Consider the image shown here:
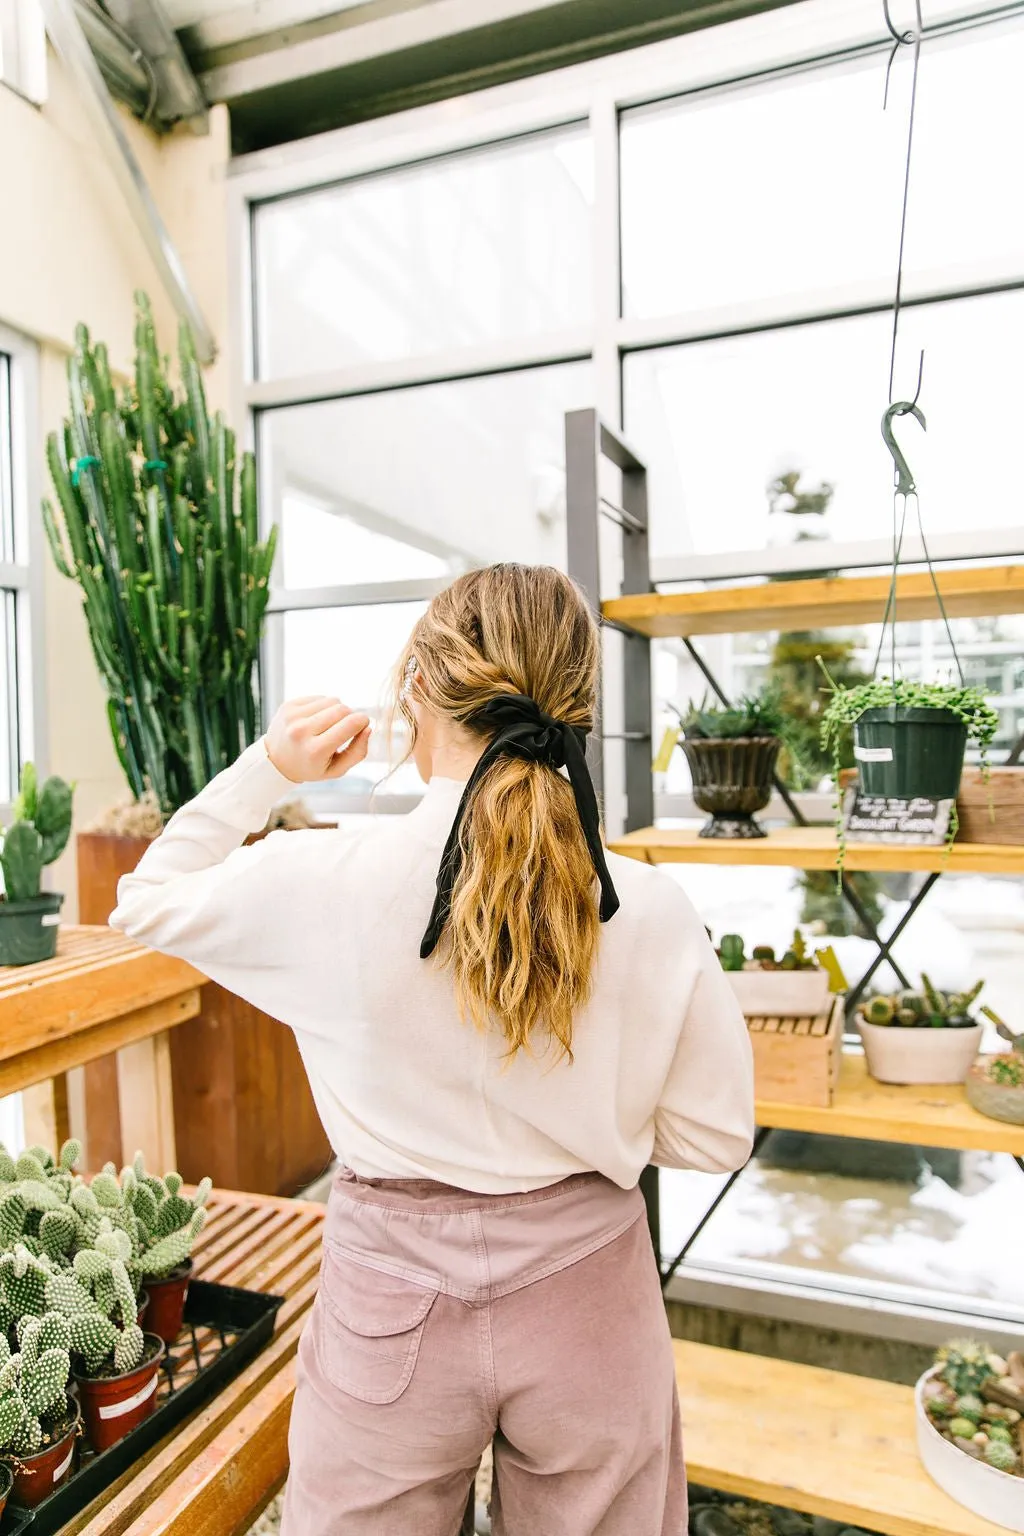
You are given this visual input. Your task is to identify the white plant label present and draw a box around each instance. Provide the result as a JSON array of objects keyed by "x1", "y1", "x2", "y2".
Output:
[
  {"x1": 41, "y1": 913, "x2": 62, "y2": 926},
  {"x1": 98, "y1": 1370, "x2": 158, "y2": 1420},
  {"x1": 853, "y1": 745, "x2": 894, "y2": 762},
  {"x1": 53, "y1": 1443, "x2": 75, "y2": 1481}
]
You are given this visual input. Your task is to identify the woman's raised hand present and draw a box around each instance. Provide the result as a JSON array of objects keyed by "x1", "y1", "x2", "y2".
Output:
[{"x1": 265, "y1": 697, "x2": 372, "y2": 783}]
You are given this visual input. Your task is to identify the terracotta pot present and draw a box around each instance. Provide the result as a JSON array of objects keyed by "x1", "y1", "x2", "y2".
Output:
[
  {"x1": 140, "y1": 1260, "x2": 192, "y2": 1343},
  {"x1": 965, "y1": 1061, "x2": 1024, "y2": 1125},
  {"x1": 858, "y1": 1018, "x2": 982, "y2": 1085},
  {"x1": 682, "y1": 737, "x2": 780, "y2": 839},
  {"x1": 916, "y1": 1366, "x2": 1024, "y2": 1532},
  {"x1": 11, "y1": 1396, "x2": 80, "y2": 1507},
  {"x1": 0, "y1": 1461, "x2": 12, "y2": 1521},
  {"x1": 74, "y1": 1335, "x2": 165, "y2": 1454}
]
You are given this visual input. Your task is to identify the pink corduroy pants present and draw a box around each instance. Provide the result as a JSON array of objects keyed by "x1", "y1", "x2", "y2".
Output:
[{"x1": 281, "y1": 1166, "x2": 686, "y2": 1536}]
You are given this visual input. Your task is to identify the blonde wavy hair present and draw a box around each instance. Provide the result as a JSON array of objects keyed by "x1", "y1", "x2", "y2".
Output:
[{"x1": 395, "y1": 564, "x2": 603, "y2": 1060}]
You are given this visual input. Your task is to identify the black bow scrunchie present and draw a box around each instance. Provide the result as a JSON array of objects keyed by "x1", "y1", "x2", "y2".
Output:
[{"x1": 420, "y1": 694, "x2": 620, "y2": 959}]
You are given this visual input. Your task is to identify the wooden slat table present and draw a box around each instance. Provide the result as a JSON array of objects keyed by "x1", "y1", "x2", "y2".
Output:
[
  {"x1": 676, "y1": 1339, "x2": 1012, "y2": 1536},
  {"x1": 609, "y1": 823, "x2": 1024, "y2": 875},
  {"x1": 63, "y1": 1187, "x2": 325, "y2": 1536}
]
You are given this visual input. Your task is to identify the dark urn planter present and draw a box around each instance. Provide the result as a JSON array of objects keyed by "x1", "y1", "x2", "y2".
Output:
[
  {"x1": 854, "y1": 706, "x2": 967, "y2": 799},
  {"x1": 0, "y1": 892, "x2": 64, "y2": 966},
  {"x1": 140, "y1": 1260, "x2": 193, "y2": 1344},
  {"x1": 682, "y1": 736, "x2": 781, "y2": 839},
  {"x1": 11, "y1": 1397, "x2": 80, "y2": 1507}
]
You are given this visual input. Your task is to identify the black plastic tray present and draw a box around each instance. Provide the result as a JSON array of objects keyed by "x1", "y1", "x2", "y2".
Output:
[{"x1": 2, "y1": 1279, "x2": 284, "y2": 1535}]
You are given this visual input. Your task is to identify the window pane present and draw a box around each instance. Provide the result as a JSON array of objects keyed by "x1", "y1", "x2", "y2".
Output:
[
  {"x1": 260, "y1": 363, "x2": 592, "y2": 574},
  {"x1": 0, "y1": 356, "x2": 15, "y2": 564},
  {"x1": 623, "y1": 290, "x2": 1024, "y2": 558},
  {"x1": 621, "y1": 20, "x2": 1024, "y2": 320},
  {"x1": 254, "y1": 128, "x2": 594, "y2": 378},
  {"x1": 0, "y1": 591, "x2": 18, "y2": 805}
]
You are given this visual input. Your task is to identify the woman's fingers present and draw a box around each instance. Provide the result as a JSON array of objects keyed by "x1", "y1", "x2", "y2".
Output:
[
  {"x1": 266, "y1": 696, "x2": 370, "y2": 782},
  {"x1": 323, "y1": 723, "x2": 373, "y2": 779}
]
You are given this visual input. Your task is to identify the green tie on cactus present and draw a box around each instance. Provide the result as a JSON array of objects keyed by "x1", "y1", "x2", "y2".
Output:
[
  {"x1": 0, "y1": 765, "x2": 73, "y2": 903},
  {"x1": 0, "y1": 1313, "x2": 73, "y2": 1456},
  {"x1": 43, "y1": 292, "x2": 278, "y2": 817}
]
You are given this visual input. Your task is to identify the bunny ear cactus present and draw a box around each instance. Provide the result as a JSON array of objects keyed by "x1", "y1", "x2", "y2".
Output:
[
  {"x1": 42, "y1": 291, "x2": 279, "y2": 818},
  {"x1": 0, "y1": 766, "x2": 74, "y2": 902},
  {"x1": 0, "y1": 1313, "x2": 72, "y2": 1456},
  {"x1": 129, "y1": 1156, "x2": 210, "y2": 1280}
]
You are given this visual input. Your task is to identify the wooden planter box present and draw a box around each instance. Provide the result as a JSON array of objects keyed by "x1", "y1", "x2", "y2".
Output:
[
  {"x1": 748, "y1": 996, "x2": 844, "y2": 1108},
  {"x1": 955, "y1": 766, "x2": 1024, "y2": 844}
]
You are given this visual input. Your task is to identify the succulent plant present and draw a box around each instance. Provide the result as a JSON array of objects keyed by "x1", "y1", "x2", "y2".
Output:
[
  {"x1": 43, "y1": 292, "x2": 278, "y2": 817},
  {"x1": 0, "y1": 765, "x2": 73, "y2": 903},
  {"x1": 947, "y1": 1416, "x2": 980, "y2": 1440},
  {"x1": 979, "y1": 1054, "x2": 1024, "y2": 1088},
  {"x1": 859, "y1": 979, "x2": 984, "y2": 1031},
  {"x1": 987, "y1": 1423, "x2": 1014, "y2": 1444},
  {"x1": 863, "y1": 996, "x2": 895, "y2": 1026},
  {"x1": 0, "y1": 1313, "x2": 72, "y2": 1455},
  {"x1": 719, "y1": 935, "x2": 746, "y2": 973},
  {"x1": 954, "y1": 1393, "x2": 985, "y2": 1423},
  {"x1": 45, "y1": 1238, "x2": 144, "y2": 1376},
  {"x1": 984, "y1": 1439, "x2": 1020, "y2": 1473},
  {"x1": 939, "y1": 1339, "x2": 1001, "y2": 1397},
  {"x1": 125, "y1": 1154, "x2": 211, "y2": 1281}
]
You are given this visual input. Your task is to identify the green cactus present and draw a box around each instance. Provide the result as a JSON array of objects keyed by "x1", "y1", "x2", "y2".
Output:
[
  {"x1": 863, "y1": 996, "x2": 895, "y2": 1026},
  {"x1": 0, "y1": 1313, "x2": 71, "y2": 1455},
  {"x1": 0, "y1": 764, "x2": 74, "y2": 903},
  {"x1": 987, "y1": 1423, "x2": 1014, "y2": 1445},
  {"x1": 895, "y1": 1007, "x2": 919, "y2": 1026},
  {"x1": 128, "y1": 1155, "x2": 210, "y2": 1280},
  {"x1": 45, "y1": 1244, "x2": 144, "y2": 1377},
  {"x1": 947, "y1": 1416, "x2": 980, "y2": 1440},
  {"x1": 984, "y1": 1439, "x2": 1019, "y2": 1473},
  {"x1": 939, "y1": 1339, "x2": 1000, "y2": 1397},
  {"x1": 751, "y1": 945, "x2": 775, "y2": 963},
  {"x1": 43, "y1": 292, "x2": 279, "y2": 818},
  {"x1": 719, "y1": 934, "x2": 746, "y2": 972},
  {"x1": 954, "y1": 1394, "x2": 984, "y2": 1423}
]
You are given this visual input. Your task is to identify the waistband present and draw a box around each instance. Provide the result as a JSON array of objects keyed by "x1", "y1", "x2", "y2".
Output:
[{"x1": 323, "y1": 1166, "x2": 643, "y2": 1303}]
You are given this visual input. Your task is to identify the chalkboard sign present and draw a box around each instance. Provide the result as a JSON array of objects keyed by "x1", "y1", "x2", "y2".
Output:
[{"x1": 842, "y1": 787, "x2": 954, "y2": 845}]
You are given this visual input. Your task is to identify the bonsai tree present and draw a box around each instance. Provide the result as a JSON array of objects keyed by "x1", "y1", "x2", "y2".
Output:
[{"x1": 43, "y1": 293, "x2": 278, "y2": 819}]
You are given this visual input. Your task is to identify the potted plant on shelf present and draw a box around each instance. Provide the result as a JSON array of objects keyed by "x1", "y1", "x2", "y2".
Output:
[
  {"x1": 966, "y1": 1018, "x2": 1024, "y2": 1126},
  {"x1": 820, "y1": 675, "x2": 998, "y2": 824},
  {"x1": 675, "y1": 685, "x2": 798, "y2": 839},
  {"x1": 856, "y1": 976, "x2": 984, "y2": 1085},
  {"x1": 0, "y1": 1313, "x2": 80, "y2": 1508},
  {"x1": 717, "y1": 929, "x2": 832, "y2": 1017},
  {"x1": 917, "y1": 1339, "x2": 1023, "y2": 1531},
  {"x1": 0, "y1": 765, "x2": 74, "y2": 966},
  {"x1": 127, "y1": 1157, "x2": 211, "y2": 1344}
]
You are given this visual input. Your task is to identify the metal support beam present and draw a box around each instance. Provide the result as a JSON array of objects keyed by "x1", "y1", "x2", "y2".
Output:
[
  {"x1": 41, "y1": 0, "x2": 216, "y2": 363},
  {"x1": 103, "y1": 0, "x2": 209, "y2": 130}
]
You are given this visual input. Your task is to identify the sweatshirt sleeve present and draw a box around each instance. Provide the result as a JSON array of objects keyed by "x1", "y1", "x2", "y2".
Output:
[
  {"x1": 651, "y1": 928, "x2": 756, "y2": 1175},
  {"x1": 109, "y1": 739, "x2": 309, "y2": 981}
]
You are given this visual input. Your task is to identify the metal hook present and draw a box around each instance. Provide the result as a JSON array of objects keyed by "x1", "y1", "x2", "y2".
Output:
[{"x1": 881, "y1": 399, "x2": 926, "y2": 497}]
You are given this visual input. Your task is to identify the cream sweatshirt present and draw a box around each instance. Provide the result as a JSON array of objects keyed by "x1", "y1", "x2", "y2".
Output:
[{"x1": 110, "y1": 741, "x2": 755, "y2": 1194}]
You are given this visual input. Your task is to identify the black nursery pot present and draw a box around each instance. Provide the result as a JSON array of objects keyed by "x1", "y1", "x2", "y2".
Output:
[
  {"x1": 854, "y1": 707, "x2": 967, "y2": 799},
  {"x1": 682, "y1": 736, "x2": 780, "y2": 839},
  {"x1": 0, "y1": 892, "x2": 64, "y2": 966}
]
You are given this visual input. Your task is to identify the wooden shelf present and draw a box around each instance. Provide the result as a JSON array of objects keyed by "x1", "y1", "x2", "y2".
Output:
[
  {"x1": 677, "y1": 1339, "x2": 1012, "y2": 1536},
  {"x1": 757, "y1": 1052, "x2": 1024, "y2": 1156},
  {"x1": 609, "y1": 824, "x2": 1024, "y2": 875},
  {"x1": 603, "y1": 564, "x2": 1024, "y2": 637}
]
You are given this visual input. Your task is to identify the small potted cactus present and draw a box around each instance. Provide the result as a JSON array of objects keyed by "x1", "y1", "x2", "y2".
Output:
[
  {"x1": 856, "y1": 975, "x2": 984, "y2": 1085},
  {"x1": 46, "y1": 1235, "x2": 165, "y2": 1454},
  {"x1": 127, "y1": 1155, "x2": 211, "y2": 1344},
  {"x1": 917, "y1": 1338, "x2": 1023, "y2": 1531},
  {"x1": 0, "y1": 764, "x2": 73, "y2": 966},
  {"x1": 966, "y1": 1019, "x2": 1024, "y2": 1125},
  {"x1": 717, "y1": 930, "x2": 832, "y2": 1017},
  {"x1": 0, "y1": 1312, "x2": 80, "y2": 1508}
]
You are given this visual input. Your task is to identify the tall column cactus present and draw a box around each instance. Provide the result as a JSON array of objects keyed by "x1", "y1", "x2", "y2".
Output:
[{"x1": 43, "y1": 293, "x2": 278, "y2": 817}]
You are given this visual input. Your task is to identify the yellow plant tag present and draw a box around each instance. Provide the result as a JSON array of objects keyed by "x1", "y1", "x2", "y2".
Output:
[
  {"x1": 815, "y1": 945, "x2": 848, "y2": 993},
  {"x1": 653, "y1": 725, "x2": 680, "y2": 774}
]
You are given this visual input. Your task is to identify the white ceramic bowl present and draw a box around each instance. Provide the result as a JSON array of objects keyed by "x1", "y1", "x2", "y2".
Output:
[
  {"x1": 916, "y1": 1367, "x2": 1024, "y2": 1532},
  {"x1": 858, "y1": 1019, "x2": 982, "y2": 1085}
]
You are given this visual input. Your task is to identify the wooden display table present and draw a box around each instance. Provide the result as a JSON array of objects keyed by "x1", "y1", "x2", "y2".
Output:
[
  {"x1": 677, "y1": 1339, "x2": 1012, "y2": 1536},
  {"x1": 0, "y1": 927, "x2": 202, "y2": 1169},
  {"x1": 62, "y1": 1186, "x2": 325, "y2": 1536},
  {"x1": 610, "y1": 823, "x2": 1024, "y2": 875}
]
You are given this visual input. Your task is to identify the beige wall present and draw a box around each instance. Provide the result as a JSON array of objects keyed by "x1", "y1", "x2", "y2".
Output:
[{"x1": 1, "y1": 55, "x2": 232, "y2": 915}]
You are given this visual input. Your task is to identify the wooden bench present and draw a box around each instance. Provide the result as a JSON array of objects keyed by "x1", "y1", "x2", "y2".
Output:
[
  {"x1": 677, "y1": 1339, "x2": 1012, "y2": 1536},
  {"x1": 62, "y1": 1186, "x2": 325, "y2": 1536}
]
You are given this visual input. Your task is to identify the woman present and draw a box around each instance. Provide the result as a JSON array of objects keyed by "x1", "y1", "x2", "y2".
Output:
[{"x1": 111, "y1": 563, "x2": 753, "y2": 1536}]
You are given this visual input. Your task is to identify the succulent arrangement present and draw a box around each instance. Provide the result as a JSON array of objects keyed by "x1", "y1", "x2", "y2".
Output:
[
  {"x1": 819, "y1": 676, "x2": 999, "y2": 780},
  {"x1": 858, "y1": 976, "x2": 984, "y2": 1030},
  {"x1": 43, "y1": 292, "x2": 278, "y2": 819},
  {"x1": 718, "y1": 930, "x2": 820, "y2": 975},
  {"x1": 0, "y1": 765, "x2": 74, "y2": 905},
  {"x1": 923, "y1": 1339, "x2": 1024, "y2": 1477},
  {"x1": 675, "y1": 685, "x2": 790, "y2": 744}
]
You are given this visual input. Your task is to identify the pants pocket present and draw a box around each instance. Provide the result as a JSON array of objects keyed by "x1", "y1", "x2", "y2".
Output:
[{"x1": 316, "y1": 1245, "x2": 439, "y2": 1405}]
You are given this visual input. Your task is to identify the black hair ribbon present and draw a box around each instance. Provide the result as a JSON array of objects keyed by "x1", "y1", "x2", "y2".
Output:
[{"x1": 419, "y1": 693, "x2": 620, "y2": 959}]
